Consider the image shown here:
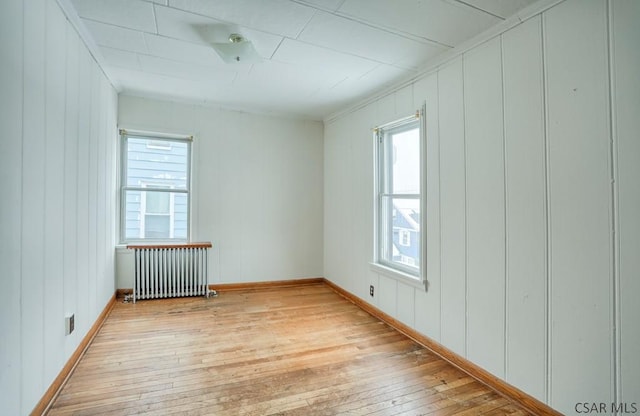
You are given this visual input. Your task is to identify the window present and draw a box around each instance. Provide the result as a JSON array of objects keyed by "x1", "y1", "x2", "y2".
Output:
[
  {"x1": 374, "y1": 109, "x2": 424, "y2": 280},
  {"x1": 120, "y1": 130, "x2": 191, "y2": 243}
]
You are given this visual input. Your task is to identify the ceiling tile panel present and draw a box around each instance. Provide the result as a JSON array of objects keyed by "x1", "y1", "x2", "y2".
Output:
[
  {"x1": 240, "y1": 60, "x2": 346, "y2": 95},
  {"x1": 100, "y1": 47, "x2": 141, "y2": 70},
  {"x1": 460, "y1": 0, "x2": 538, "y2": 18},
  {"x1": 144, "y1": 33, "x2": 226, "y2": 67},
  {"x1": 324, "y1": 64, "x2": 412, "y2": 100},
  {"x1": 154, "y1": 6, "x2": 283, "y2": 59},
  {"x1": 298, "y1": 11, "x2": 448, "y2": 66},
  {"x1": 83, "y1": 19, "x2": 148, "y2": 54},
  {"x1": 272, "y1": 39, "x2": 379, "y2": 77},
  {"x1": 138, "y1": 55, "x2": 238, "y2": 83},
  {"x1": 71, "y1": 0, "x2": 157, "y2": 33},
  {"x1": 338, "y1": 0, "x2": 501, "y2": 46},
  {"x1": 155, "y1": 5, "x2": 223, "y2": 43},
  {"x1": 235, "y1": 29, "x2": 285, "y2": 60},
  {"x1": 167, "y1": 0, "x2": 316, "y2": 38},
  {"x1": 294, "y1": 0, "x2": 346, "y2": 12}
]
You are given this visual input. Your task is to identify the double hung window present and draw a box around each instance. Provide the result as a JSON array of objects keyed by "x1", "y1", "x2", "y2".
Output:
[
  {"x1": 374, "y1": 109, "x2": 425, "y2": 281},
  {"x1": 119, "y1": 130, "x2": 191, "y2": 243}
]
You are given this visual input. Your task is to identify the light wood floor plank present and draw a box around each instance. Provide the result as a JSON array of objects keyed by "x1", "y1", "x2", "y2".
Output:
[{"x1": 47, "y1": 284, "x2": 530, "y2": 415}]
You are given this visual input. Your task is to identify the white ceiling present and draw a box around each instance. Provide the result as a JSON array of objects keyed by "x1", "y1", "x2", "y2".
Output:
[{"x1": 69, "y1": 0, "x2": 538, "y2": 120}]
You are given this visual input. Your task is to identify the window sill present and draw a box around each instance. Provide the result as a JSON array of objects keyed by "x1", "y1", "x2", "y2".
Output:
[
  {"x1": 369, "y1": 262, "x2": 427, "y2": 291},
  {"x1": 117, "y1": 239, "x2": 188, "y2": 246}
]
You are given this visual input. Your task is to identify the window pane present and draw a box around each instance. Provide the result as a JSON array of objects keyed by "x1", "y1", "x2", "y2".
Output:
[
  {"x1": 173, "y1": 193, "x2": 188, "y2": 239},
  {"x1": 124, "y1": 190, "x2": 142, "y2": 240},
  {"x1": 145, "y1": 191, "x2": 169, "y2": 214},
  {"x1": 380, "y1": 197, "x2": 420, "y2": 271},
  {"x1": 380, "y1": 195, "x2": 393, "y2": 263},
  {"x1": 144, "y1": 215, "x2": 170, "y2": 238},
  {"x1": 391, "y1": 126, "x2": 420, "y2": 194},
  {"x1": 126, "y1": 137, "x2": 188, "y2": 189}
]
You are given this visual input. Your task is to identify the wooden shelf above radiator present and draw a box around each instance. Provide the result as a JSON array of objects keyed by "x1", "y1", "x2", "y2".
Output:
[{"x1": 126, "y1": 242, "x2": 212, "y2": 250}]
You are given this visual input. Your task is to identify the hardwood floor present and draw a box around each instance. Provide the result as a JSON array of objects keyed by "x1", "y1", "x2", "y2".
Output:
[{"x1": 47, "y1": 284, "x2": 531, "y2": 415}]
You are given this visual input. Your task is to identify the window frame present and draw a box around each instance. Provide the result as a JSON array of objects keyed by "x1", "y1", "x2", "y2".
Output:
[
  {"x1": 119, "y1": 129, "x2": 192, "y2": 244},
  {"x1": 373, "y1": 107, "x2": 426, "y2": 284}
]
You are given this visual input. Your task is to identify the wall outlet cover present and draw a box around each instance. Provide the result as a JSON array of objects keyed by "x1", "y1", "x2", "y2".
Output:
[{"x1": 65, "y1": 314, "x2": 75, "y2": 335}]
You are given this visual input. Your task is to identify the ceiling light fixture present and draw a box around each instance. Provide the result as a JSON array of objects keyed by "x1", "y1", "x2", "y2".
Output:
[{"x1": 211, "y1": 33, "x2": 262, "y2": 64}]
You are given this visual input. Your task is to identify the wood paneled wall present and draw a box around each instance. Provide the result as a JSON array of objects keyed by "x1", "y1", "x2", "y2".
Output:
[
  {"x1": 502, "y1": 16, "x2": 546, "y2": 399},
  {"x1": 545, "y1": 0, "x2": 613, "y2": 404},
  {"x1": 323, "y1": 0, "x2": 640, "y2": 413},
  {"x1": 0, "y1": 0, "x2": 118, "y2": 414},
  {"x1": 613, "y1": 0, "x2": 640, "y2": 404}
]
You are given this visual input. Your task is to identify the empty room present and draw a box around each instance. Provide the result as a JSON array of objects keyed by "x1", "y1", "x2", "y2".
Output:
[{"x1": 1, "y1": 0, "x2": 638, "y2": 414}]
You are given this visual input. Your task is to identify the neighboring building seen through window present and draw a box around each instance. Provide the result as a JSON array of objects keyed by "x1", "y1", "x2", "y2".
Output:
[
  {"x1": 120, "y1": 131, "x2": 191, "y2": 242},
  {"x1": 375, "y1": 111, "x2": 423, "y2": 278}
]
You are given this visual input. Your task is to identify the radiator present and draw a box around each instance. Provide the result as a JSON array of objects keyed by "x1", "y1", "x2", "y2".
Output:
[{"x1": 127, "y1": 242, "x2": 212, "y2": 303}]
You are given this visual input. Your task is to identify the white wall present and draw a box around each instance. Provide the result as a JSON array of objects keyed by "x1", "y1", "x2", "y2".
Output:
[
  {"x1": 0, "y1": 0, "x2": 118, "y2": 414},
  {"x1": 116, "y1": 96, "x2": 324, "y2": 288},
  {"x1": 323, "y1": 0, "x2": 640, "y2": 413}
]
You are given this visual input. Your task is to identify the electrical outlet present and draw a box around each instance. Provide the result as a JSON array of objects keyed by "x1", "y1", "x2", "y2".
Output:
[
  {"x1": 369, "y1": 285, "x2": 374, "y2": 297},
  {"x1": 65, "y1": 314, "x2": 75, "y2": 335}
]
